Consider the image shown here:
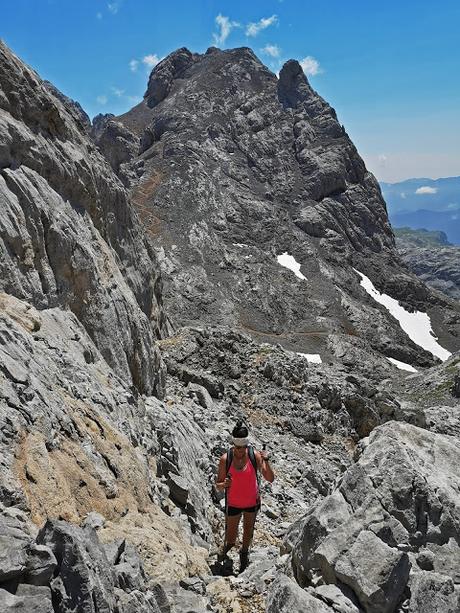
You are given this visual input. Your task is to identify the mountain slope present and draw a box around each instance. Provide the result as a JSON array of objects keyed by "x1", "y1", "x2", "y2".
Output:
[
  {"x1": 94, "y1": 46, "x2": 460, "y2": 369},
  {"x1": 0, "y1": 41, "x2": 166, "y2": 396}
]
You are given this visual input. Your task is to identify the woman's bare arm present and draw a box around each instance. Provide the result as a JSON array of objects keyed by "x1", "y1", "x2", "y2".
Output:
[
  {"x1": 215, "y1": 454, "x2": 231, "y2": 490},
  {"x1": 256, "y1": 450, "x2": 274, "y2": 483}
]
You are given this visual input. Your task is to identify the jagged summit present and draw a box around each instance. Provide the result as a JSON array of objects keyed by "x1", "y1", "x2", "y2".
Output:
[{"x1": 93, "y1": 44, "x2": 460, "y2": 369}]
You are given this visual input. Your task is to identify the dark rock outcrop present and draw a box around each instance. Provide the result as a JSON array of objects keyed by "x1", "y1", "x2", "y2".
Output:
[{"x1": 0, "y1": 511, "x2": 162, "y2": 613}]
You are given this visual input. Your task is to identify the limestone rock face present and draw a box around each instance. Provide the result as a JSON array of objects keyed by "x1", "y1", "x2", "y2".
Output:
[
  {"x1": 91, "y1": 115, "x2": 140, "y2": 184},
  {"x1": 0, "y1": 291, "x2": 208, "y2": 571},
  {"x1": 0, "y1": 41, "x2": 166, "y2": 396},
  {"x1": 286, "y1": 421, "x2": 460, "y2": 612},
  {"x1": 97, "y1": 46, "x2": 460, "y2": 366}
]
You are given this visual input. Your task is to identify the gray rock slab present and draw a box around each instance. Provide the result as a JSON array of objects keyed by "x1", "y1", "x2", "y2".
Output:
[
  {"x1": 37, "y1": 519, "x2": 116, "y2": 613},
  {"x1": 312, "y1": 584, "x2": 361, "y2": 613},
  {"x1": 266, "y1": 574, "x2": 335, "y2": 612},
  {"x1": 408, "y1": 571, "x2": 457, "y2": 613},
  {"x1": 0, "y1": 585, "x2": 53, "y2": 612},
  {"x1": 334, "y1": 530, "x2": 410, "y2": 613},
  {"x1": 115, "y1": 588, "x2": 162, "y2": 613}
]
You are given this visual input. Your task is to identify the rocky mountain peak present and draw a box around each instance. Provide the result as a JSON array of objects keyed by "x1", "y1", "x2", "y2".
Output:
[
  {"x1": 277, "y1": 58, "x2": 314, "y2": 108},
  {"x1": 144, "y1": 46, "x2": 197, "y2": 107},
  {"x1": 92, "y1": 45, "x2": 460, "y2": 368}
]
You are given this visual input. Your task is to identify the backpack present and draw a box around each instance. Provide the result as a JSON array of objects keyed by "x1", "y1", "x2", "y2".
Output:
[{"x1": 225, "y1": 445, "x2": 261, "y2": 510}]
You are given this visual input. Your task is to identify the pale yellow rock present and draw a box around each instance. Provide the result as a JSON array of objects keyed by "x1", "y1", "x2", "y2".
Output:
[
  {"x1": 0, "y1": 292, "x2": 41, "y2": 332},
  {"x1": 206, "y1": 578, "x2": 243, "y2": 613},
  {"x1": 100, "y1": 509, "x2": 209, "y2": 583}
]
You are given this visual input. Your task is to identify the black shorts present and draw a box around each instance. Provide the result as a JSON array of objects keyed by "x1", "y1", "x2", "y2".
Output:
[{"x1": 226, "y1": 504, "x2": 259, "y2": 516}]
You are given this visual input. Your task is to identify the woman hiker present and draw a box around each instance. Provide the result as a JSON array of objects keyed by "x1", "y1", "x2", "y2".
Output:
[{"x1": 215, "y1": 420, "x2": 275, "y2": 573}]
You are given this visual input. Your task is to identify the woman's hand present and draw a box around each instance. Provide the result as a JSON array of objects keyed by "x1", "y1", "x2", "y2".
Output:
[{"x1": 217, "y1": 475, "x2": 232, "y2": 491}]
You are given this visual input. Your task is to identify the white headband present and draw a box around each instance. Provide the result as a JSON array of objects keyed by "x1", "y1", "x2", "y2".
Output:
[{"x1": 233, "y1": 437, "x2": 249, "y2": 446}]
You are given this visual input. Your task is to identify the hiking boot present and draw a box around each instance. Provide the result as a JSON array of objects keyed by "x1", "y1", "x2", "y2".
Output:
[
  {"x1": 221, "y1": 556, "x2": 234, "y2": 576},
  {"x1": 239, "y1": 550, "x2": 249, "y2": 573}
]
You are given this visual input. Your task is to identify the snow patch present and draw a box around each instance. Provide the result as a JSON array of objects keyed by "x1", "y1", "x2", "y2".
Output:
[
  {"x1": 277, "y1": 253, "x2": 306, "y2": 280},
  {"x1": 386, "y1": 357, "x2": 418, "y2": 373},
  {"x1": 354, "y1": 269, "x2": 451, "y2": 361},
  {"x1": 297, "y1": 352, "x2": 322, "y2": 364}
]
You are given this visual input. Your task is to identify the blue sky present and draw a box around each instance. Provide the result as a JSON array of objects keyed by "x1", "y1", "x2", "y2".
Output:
[{"x1": 2, "y1": 0, "x2": 459, "y2": 182}]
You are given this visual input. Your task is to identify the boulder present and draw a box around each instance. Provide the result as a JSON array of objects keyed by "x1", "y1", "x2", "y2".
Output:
[
  {"x1": 266, "y1": 574, "x2": 335, "y2": 612},
  {"x1": 0, "y1": 585, "x2": 53, "y2": 613},
  {"x1": 408, "y1": 571, "x2": 458, "y2": 613},
  {"x1": 37, "y1": 520, "x2": 117, "y2": 612},
  {"x1": 311, "y1": 584, "x2": 360, "y2": 613},
  {"x1": 288, "y1": 421, "x2": 460, "y2": 611},
  {"x1": 333, "y1": 530, "x2": 410, "y2": 613}
]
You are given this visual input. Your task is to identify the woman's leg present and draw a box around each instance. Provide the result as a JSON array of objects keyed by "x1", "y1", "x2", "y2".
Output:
[
  {"x1": 224, "y1": 513, "x2": 241, "y2": 552},
  {"x1": 241, "y1": 511, "x2": 257, "y2": 551},
  {"x1": 239, "y1": 510, "x2": 257, "y2": 572}
]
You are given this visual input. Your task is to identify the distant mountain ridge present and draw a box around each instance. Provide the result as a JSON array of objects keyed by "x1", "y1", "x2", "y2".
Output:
[
  {"x1": 395, "y1": 228, "x2": 460, "y2": 301},
  {"x1": 393, "y1": 227, "x2": 451, "y2": 247},
  {"x1": 380, "y1": 176, "x2": 460, "y2": 244}
]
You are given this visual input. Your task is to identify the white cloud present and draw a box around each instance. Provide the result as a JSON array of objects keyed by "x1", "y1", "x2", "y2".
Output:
[
  {"x1": 400, "y1": 192, "x2": 406, "y2": 199},
  {"x1": 415, "y1": 186, "x2": 437, "y2": 194},
  {"x1": 261, "y1": 44, "x2": 280, "y2": 58},
  {"x1": 96, "y1": 12, "x2": 102, "y2": 19},
  {"x1": 378, "y1": 154, "x2": 387, "y2": 166},
  {"x1": 142, "y1": 54, "x2": 161, "y2": 68},
  {"x1": 213, "y1": 14, "x2": 240, "y2": 45},
  {"x1": 300, "y1": 56, "x2": 321, "y2": 76},
  {"x1": 96, "y1": 95, "x2": 108, "y2": 105},
  {"x1": 107, "y1": 2, "x2": 120, "y2": 14},
  {"x1": 246, "y1": 15, "x2": 278, "y2": 37},
  {"x1": 111, "y1": 87, "x2": 125, "y2": 98},
  {"x1": 129, "y1": 59, "x2": 139, "y2": 72}
]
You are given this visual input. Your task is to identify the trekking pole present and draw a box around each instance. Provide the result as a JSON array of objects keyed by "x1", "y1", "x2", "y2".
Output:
[{"x1": 221, "y1": 472, "x2": 232, "y2": 561}]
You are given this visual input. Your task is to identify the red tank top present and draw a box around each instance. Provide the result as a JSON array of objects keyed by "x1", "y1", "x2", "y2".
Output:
[{"x1": 227, "y1": 453, "x2": 259, "y2": 508}]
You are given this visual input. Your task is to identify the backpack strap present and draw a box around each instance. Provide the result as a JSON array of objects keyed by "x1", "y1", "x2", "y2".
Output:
[
  {"x1": 226, "y1": 448, "x2": 233, "y2": 474},
  {"x1": 248, "y1": 446, "x2": 261, "y2": 500},
  {"x1": 248, "y1": 446, "x2": 258, "y2": 474}
]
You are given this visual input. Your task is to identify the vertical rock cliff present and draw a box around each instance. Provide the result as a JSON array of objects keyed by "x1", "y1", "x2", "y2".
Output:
[{"x1": 0, "y1": 41, "x2": 166, "y2": 396}]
